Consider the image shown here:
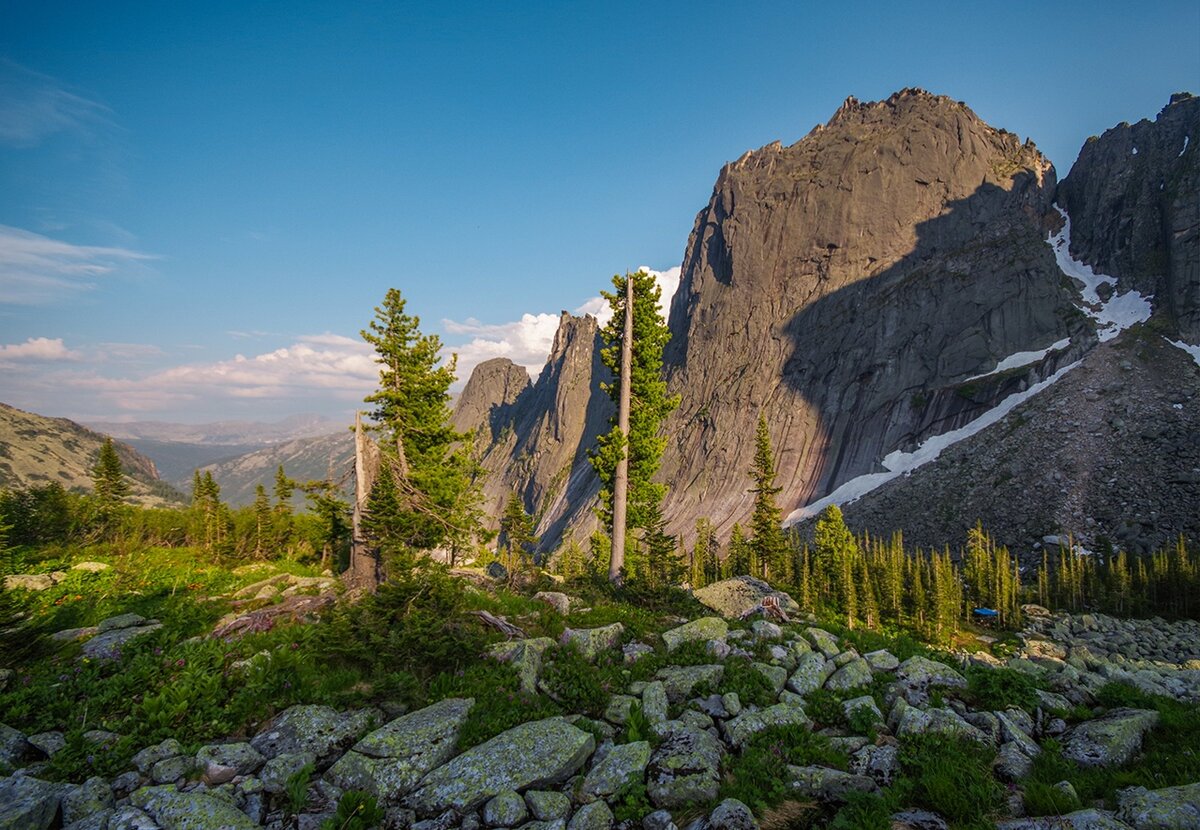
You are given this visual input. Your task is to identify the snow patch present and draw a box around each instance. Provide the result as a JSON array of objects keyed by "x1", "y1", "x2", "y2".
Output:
[
  {"x1": 965, "y1": 338, "x2": 1070, "y2": 381},
  {"x1": 1182, "y1": 135, "x2": 1190, "y2": 157},
  {"x1": 784, "y1": 360, "x2": 1082, "y2": 524},
  {"x1": 1048, "y1": 205, "x2": 1153, "y2": 342},
  {"x1": 1132, "y1": 146, "x2": 1138, "y2": 155},
  {"x1": 1166, "y1": 337, "x2": 1200, "y2": 368}
]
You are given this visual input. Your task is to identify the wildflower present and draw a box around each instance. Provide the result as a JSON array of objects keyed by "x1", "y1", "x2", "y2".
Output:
[{"x1": 176, "y1": 659, "x2": 185, "y2": 668}]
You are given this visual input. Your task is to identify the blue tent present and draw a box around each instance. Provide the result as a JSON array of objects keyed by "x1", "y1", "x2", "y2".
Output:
[{"x1": 971, "y1": 608, "x2": 999, "y2": 618}]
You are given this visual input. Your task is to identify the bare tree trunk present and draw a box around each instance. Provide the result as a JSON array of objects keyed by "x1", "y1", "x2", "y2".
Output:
[
  {"x1": 347, "y1": 412, "x2": 382, "y2": 591},
  {"x1": 610, "y1": 274, "x2": 634, "y2": 583}
]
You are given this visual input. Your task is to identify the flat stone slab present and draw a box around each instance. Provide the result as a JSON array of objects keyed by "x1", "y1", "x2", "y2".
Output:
[
  {"x1": 693, "y1": 576, "x2": 799, "y2": 619},
  {"x1": 1063, "y1": 708, "x2": 1159, "y2": 768},
  {"x1": 80, "y1": 623, "x2": 163, "y2": 660},
  {"x1": 405, "y1": 717, "x2": 594, "y2": 815},
  {"x1": 662, "y1": 618, "x2": 728, "y2": 652},
  {"x1": 250, "y1": 705, "x2": 379, "y2": 764},
  {"x1": 1116, "y1": 781, "x2": 1200, "y2": 829}
]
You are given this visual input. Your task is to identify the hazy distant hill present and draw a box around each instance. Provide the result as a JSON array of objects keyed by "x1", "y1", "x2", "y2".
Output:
[
  {"x1": 0, "y1": 402, "x2": 182, "y2": 505},
  {"x1": 177, "y1": 430, "x2": 353, "y2": 507},
  {"x1": 89, "y1": 413, "x2": 344, "y2": 446}
]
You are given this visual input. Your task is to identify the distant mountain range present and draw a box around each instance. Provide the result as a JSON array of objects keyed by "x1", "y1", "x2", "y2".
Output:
[{"x1": 88, "y1": 413, "x2": 344, "y2": 446}]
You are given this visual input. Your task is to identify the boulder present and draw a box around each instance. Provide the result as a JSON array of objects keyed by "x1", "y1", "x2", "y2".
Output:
[
  {"x1": 662, "y1": 618, "x2": 728, "y2": 652},
  {"x1": 0, "y1": 774, "x2": 65, "y2": 830},
  {"x1": 0, "y1": 724, "x2": 38, "y2": 768},
  {"x1": 405, "y1": 717, "x2": 594, "y2": 815},
  {"x1": 850, "y1": 744, "x2": 898, "y2": 785},
  {"x1": 108, "y1": 806, "x2": 160, "y2": 830},
  {"x1": 3, "y1": 573, "x2": 60, "y2": 591},
  {"x1": 195, "y1": 742, "x2": 264, "y2": 785},
  {"x1": 1062, "y1": 708, "x2": 1159, "y2": 767},
  {"x1": 787, "y1": 652, "x2": 833, "y2": 696},
  {"x1": 526, "y1": 790, "x2": 571, "y2": 821},
  {"x1": 560, "y1": 624, "x2": 624, "y2": 661},
  {"x1": 534, "y1": 592, "x2": 571, "y2": 614},
  {"x1": 483, "y1": 789, "x2": 527, "y2": 826},
  {"x1": 825, "y1": 658, "x2": 872, "y2": 691},
  {"x1": 80, "y1": 621, "x2": 164, "y2": 660},
  {"x1": 132, "y1": 739, "x2": 184, "y2": 774},
  {"x1": 842, "y1": 695, "x2": 883, "y2": 727},
  {"x1": 567, "y1": 800, "x2": 613, "y2": 830},
  {"x1": 130, "y1": 784, "x2": 259, "y2": 829},
  {"x1": 894, "y1": 704, "x2": 990, "y2": 743},
  {"x1": 723, "y1": 703, "x2": 811, "y2": 748},
  {"x1": 259, "y1": 752, "x2": 316, "y2": 794},
  {"x1": 692, "y1": 576, "x2": 799, "y2": 620},
  {"x1": 996, "y1": 810, "x2": 1133, "y2": 829},
  {"x1": 654, "y1": 665, "x2": 724, "y2": 703},
  {"x1": 864, "y1": 650, "x2": 900, "y2": 672},
  {"x1": 1116, "y1": 782, "x2": 1200, "y2": 829},
  {"x1": 579, "y1": 740, "x2": 650, "y2": 803},
  {"x1": 890, "y1": 809, "x2": 950, "y2": 830},
  {"x1": 62, "y1": 776, "x2": 114, "y2": 825},
  {"x1": 787, "y1": 765, "x2": 878, "y2": 802},
  {"x1": 642, "y1": 681, "x2": 669, "y2": 724},
  {"x1": 325, "y1": 698, "x2": 473, "y2": 802},
  {"x1": 646, "y1": 726, "x2": 723, "y2": 808},
  {"x1": 70, "y1": 561, "x2": 110, "y2": 573},
  {"x1": 896, "y1": 656, "x2": 967, "y2": 688},
  {"x1": 488, "y1": 638, "x2": 555, "y2": 696},
  {"x1": 751, "y1": 662, "x2": 787, "y2": 696},
  {"x1": 708, "y1": 798, "x2": 759, "y2": 830},
  {"x1": 806, "y1": 628, "x2": 842, "y2": 658},
  {"x1": 250, "y1": 705, "x2": 380, "y2": 764}
]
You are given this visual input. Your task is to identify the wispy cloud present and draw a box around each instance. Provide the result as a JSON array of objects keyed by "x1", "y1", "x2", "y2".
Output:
[
  {"x1": 441, "y1": 265, "x2": 682, "y2": 388},
  {"x1": 0, "y1": 59, "x2": 110, "y2": 148},
  {"x1": 0, "y1": 224, "x2": 156, "y2": 304},
  {"x1": 0, "y1": 336, "x2": 82, "y2": 367}
]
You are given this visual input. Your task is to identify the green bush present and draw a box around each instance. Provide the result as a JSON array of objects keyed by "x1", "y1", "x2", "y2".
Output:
[
  {"x1": 426, "y1": 661, "x2": 560, "y2": 749},
  {"x1": 1022, "y1": 780, "x2": 1081, "y2": 816},
  {"x1": 720, "y1": 724, "x2": 847, "y2": 812},
  {"x1": 720, "y1": 657, "x2": 777, "y2": 708},
  {"x1": 898, "y1": 734, "x2": 1003, "y2": 828},
  {"x1": 964, "y1": 666, "x2": 1040, "y2": 711},
  {"x1": 320, "y1": 790, "x2": 383, "y2": 830},
  {"x1": 539, "y1": 643, "x2": 622, "y2": 718}
]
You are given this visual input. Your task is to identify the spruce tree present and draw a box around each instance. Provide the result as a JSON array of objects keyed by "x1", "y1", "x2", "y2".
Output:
[
  {"x1": 747, "y1": 414, "x2": 787, "y2": 580},
  {"x1": 590, "y1": 270, "x2": 680, "y2": 579},
  {"x1": 91, "y1": 437, "x2": 129, "y2": 528},
  {"x1": 498, "y1": 492, "x2": 538, "y2": 576},
  {"x1": 253, "y1": 484, "x2": 271, "y2": 559},
  {"x1": 361, "y1": 288, "x2": 475, "y2": 559}
]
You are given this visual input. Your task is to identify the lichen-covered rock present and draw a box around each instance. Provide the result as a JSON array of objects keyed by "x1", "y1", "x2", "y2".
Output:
[
  {"x1": 62, "y1": 776, "x2": 114, "y2": 824},
  {"x1": 1116, "y1": 781, "x2": 1200, "y2": 829},
  {"x1": 723, "y1": 703, "x2": 811, "y2": 748},
  {"x1": 249, "y1": 705, "x2": 380, "y2": 764},
  {"x1": 26, "y1": 732, "x2": 65, "y2": 758},
  {"x1": 325, "y1": 698, "x2": 473, "y2": 802},
  {"x1": 107, "y1": 806, "x2": 161, "y2": 830},
  {"x1": 894, "y1": 705, "x2": 990, "y2": 743},
  {"x1": 579, "y1": 740, "x2": 650, "y2": 802},
  {"x1": 692, "y1": 577, "x2": 799, "y2": 620},
  {"x1": 850, "y1": 744, "x2": 898, "y2": 786},
  {"x1": 483, "y1": 789, "x2": 527, "y2": 826},
  {"x1": 842, "y1": 695, "x2": 883, "y2": 726},
  {"x1": 896, "y1": 657, "x2": 967, "y2": 689},
  {"x1": 259, "y1": 751, "x2": 316, "y2": 794},
  {"x1": 0, "y1": 774, "x2": 65, "y2": 830},
  {"x1": 996, "y1": 809, "x2": 1133, "y2": 829},
  {"x1": 751, "y1": 662, "x2": 787, "y2": 696},
  {"x1": 534, "y1": 592, "x2": 571, "y2": 614},
  {"x1": 646, "y1": 726, "x2": 723, "y2": 809},
  {"x1": 655, "y1": 665, "x2": 724, "y2": 703},
  {"x1": 130, "y1": 784, "x2": 259, "y2": 829},
  {"x1": 567, "y1": 800, "x2": 613, "y2": 830},
  {"x1": 196, "y1": 742, "x2": 264, "y2": 785},
  {"x1": 560, "y1": 624, "x2": 624, "y2": 661},
  {"x1": 993, "y1": 742, "x2": 1035, "y2": 782},
  {"x1": 82, "y1": 620, "x2": 163, "y2": 660},
  {"x1": 708, "y1": 798, "x2": 759, "y2": 830},
  {"x1": 488, "y1": 638, "x2": 556, "y2": 696},
  {"x1": 662, "y1": 618, "x2": 728, "y2": 652},
  {"x1": 604, "y1": 695, "x2": 636, "y2": 726},
  {"x1": 825, "y1": 658, "x2": 872, "y2": 691},
  {"x1": 805, "y1": 628, "x2": 841, "y2": 658},
  {"x1": 1062, "y1": 708, "x2": 1159, "y2": 768},
  {"x1": 150, "y1": 755, "x2": 196, "y2": 784},
  {"x1": 525, "y1": 790, "x2": 571, "y2": 821},
  {"x1": 787, "y1": 765, "x2": 878, "y2": 802},
  {"x1": 864, "y1": 650, "x2": 900, "y2": 672},
  {"x1": 642, "y1": 681, "x2": 669, "y2": 724},
  {"x1": 890, "y1": 808, "x2": 950, "y2": 830},
  {"x1": 787, "y1": 652, "x2": 833, "y2": 696},
  {"x1": 63, "y1": 807, "x2": 116, "y2": 830},
  {"x1": 406, "y1": 718, "x2": 594, "y2": 815},
  {"x1": 0, "y1": 724, "x2": 37, "y2": 768}
]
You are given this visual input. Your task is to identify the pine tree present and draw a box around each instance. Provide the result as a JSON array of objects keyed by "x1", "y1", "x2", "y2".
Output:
[
  {"x1": 303, "y1": 480, "x2": 350, "y2": 568},
  {"x1": 556, "y1": 539, "x2": 586, "y2": 581},
  {"x1": 498, "y1": 492, "x2": 538, "y2": 577},
  {"x1": 360, "y1": 288, "x2": 475, "y2": 560},
  {"x1": 253, "y1": 484, "x2": 271, "y2": 559},
  {"x1": 747, "y1": 413, "x2": 787, "y2": 581},
  {"x1": 691, "y1": 518, "x2": 720, "y2": 589},
  {"x1": 727, "y1": 523, "x2": 751, "y2": 577},
  {"x1": 590, "y1": 270, "x2": 680, "y2": 580},
  {"x1": 91, "y1": 438, "x2": 129, "y2": 530},
  {"x1": 812, "y1": 505, "x2": 859, "y2": 620},
  {"x1": 273, "y1": 465, "x2": 295, "y2": 510}
]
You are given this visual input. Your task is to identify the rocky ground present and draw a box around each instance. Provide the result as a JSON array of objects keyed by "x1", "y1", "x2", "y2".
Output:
[{"x1": 2, "y1": 577, "x2": 1199, "y2": 830}]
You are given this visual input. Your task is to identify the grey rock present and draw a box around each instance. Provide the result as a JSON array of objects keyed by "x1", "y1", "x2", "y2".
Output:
[
  {"x1": 750, "y1": 621, "x2": 782, "y2": 642},
  {"x1": 723, "y1": 703, "x2": 811, "y2": 748},
  {"x1": 890, "y1": 809, "x2": 949, "y2": 830},
  {"x1": 130, "y1": 784, "x2": 259, "y2": 829},
  {"x1": 645, "y1": 726, "x2": 723, "y2": 809},
  {"x1": 662, "y1": 618, "x2": 728, "y2": 652},
  {"x1": 623, "y1": 644, "x2": 655, "y2": 664},
  {"x1": 993, "y1": 742, "x2": 1035, "y2": 782},
  {"x1": 1116, "y1": 781, "x2": 1200, "y2": 829},
  {"x1": 483, "y1": 790, "x2": 527, "y2": 827},
  {"x1": 805, "y1": 628, "x2": 841, "y2": 658},
  {"x1": 787, "y1": 764, "x2": 878, "y2": 802},
  {"x1": 654, "y1": 665, "x2": 723, "y2": 703},
  {"x1": 108, "y1": 806, "x2": 160, "y2": 830},
  {"x1": 691, "y1": 577, "x2": 799, "y2": 620},
  {"x1": 324, "y1": 698, "x2": 473, "y2": 802},
  {"x1": 150, "y1": 756, "x2": 195, "y2": 785},
  {"x1": 534, "y1": 592, "x2": 571, "y2": 614},
  {"x1": 259, "y1": 751, "x2": 316, "y2": 794},
  {"x1": 842, "y1": 695, "x2": 883, "y2": 727},
  {"x1": 579, "y1": 741, "x2": 650, "y2": 802},
  {"x1": 26, "y1": 732, "x2": 65, "y2": 758},
  {"x1": 604, "y1": 696, "x2": 636, "y2": 726},
  {"x1": 560, "y1": 624, "x2": 625, "y2": 661},
  {"x1": 864, "y1": 650, "x2": 900, "y2": 672},
  {"x1": 751, "y1": 662, "x2": 787, "y2": 696},
  {"x1": 0, "y1": 774, "x2": 65, "y2": 830},
  {"x1": 196, "y1": 742, "x2": 264, "y2": 785},
  {"x1": 526, "y1": 791, "x2": 570, "y2": 822},
  {"x1": 63, "y1": 808, "x2": 115, "y2": 830},
  {"x1": 98, "y1": 613, "x2": 146, "y2": 632},
  {"x1": 568, "y1": 801, "x2": 613, "y2": 830},
  {"x1": 0, "y1": 724, "x2": 37, "y2": 768},
  {"x1": 406, "y1": 718, "x2": 594, "y2": 815},
  {"x1": 708, "y1": 798, "x2": 758, "y2": 830},
  {"x1": 643, "y1": 810, "x2": 676, "y2": 830},
  {"x1": 896, "y1": 656, "x2": 967, "y2": 689},
  {"x1": 996, "y1": 809, "x2": 1133, "y2": 829},
  {"x1": 787, "y1": 652, "x2": 833, "y2": 696},
  {"x1": 489, "y1": 639, "x2": 556, "y2": 696},
  {"x1": 850, "y1": 744, "x2": 898, "y2": 786},
  {"x1": 250, "y1": 705, "x2": 380, "y2": 764},
  {"x1": 81, "y1": 623, "x2": 164, "y2": 660},
  {"x1": 825, "y1": 658, "x2": 872, "y2": 691},
  {"x1": 1062, "y1": 708, "x2": 1159, "y2": 767},
  {"x1": 641, "y1": 682, "x2": 669, "y2": 724},
  {"x1": 63, "y1": 776, "x2": 114, "y2": 824}
]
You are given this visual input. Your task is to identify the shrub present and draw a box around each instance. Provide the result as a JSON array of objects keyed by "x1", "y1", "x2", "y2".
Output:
[
  {"x1": 1023, "y1": 780, "x2": 1081, "y2": 816},
  {"x1": 898, "y1": 734, "x2": 1003, "y2": 828},
  {"x1": 964, "y1": 666, "x2": 1040, "y2": 711},
  {"x1": 426, "y1": 660, "x2": 560, "y2": 749},
  {"x1": 320, "y1": 790, "x2": 383, "y2": 830},
  {"x1": 720, "y1": 657, "x2": 777, "y2": 708},
  {"x1": 539, "y1": 643, "x2": 622, "y2": 718},
  {"x1": 721, "y1": 725, "x2": 847, "y2": 812}
]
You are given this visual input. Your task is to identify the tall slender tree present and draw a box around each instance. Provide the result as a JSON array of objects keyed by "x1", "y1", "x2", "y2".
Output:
[
  {"x1": 747, "y1": 413, "x2": 787, "y2": 580},
  {"x1": 590, "y1": 270, "x2": 680, "y2": 582}
]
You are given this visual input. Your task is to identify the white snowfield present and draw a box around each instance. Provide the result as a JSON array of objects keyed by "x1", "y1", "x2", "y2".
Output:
[
  {"x1": 1167, "y1": 338, "x2": 1200, "y2": 368},
  {"x1": 964, "y1": 338, "x2": 1070, "y2": 382},
  {"x1": 785, "y1": 205, "x2": 1155, "y2": 523},
  {"x1": 783, "y1": 359, "x2": 1083, "y2": 525},
  {"x1": 1047, "y1": 205, "x2": 1153, "y2": 342}
]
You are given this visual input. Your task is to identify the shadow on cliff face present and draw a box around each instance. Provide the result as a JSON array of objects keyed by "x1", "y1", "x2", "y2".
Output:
[{"x1": 772, "y1": 174, "x2": 1091, "y2": 508}]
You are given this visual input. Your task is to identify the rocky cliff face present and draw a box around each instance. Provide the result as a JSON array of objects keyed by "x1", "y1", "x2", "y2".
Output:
[
  {"x1": 455, "y1": 313, "x2": 612, "y2": 548},
  {"x1": 1057, "y1": 93, "x2": 1199, "y2": 341},
  {"x1": 659, "y1": 89, "x2": 1088, "y2": 540}
]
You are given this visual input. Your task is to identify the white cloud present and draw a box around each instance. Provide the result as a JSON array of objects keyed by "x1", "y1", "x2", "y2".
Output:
[
  {"x1": 0, "y1": 336, "x2": 81, "y2": 366},
  {"x1": 0, "y1": 225, "x2": 155, "y2": 304},
  {"x1": 0, "y1": 60, "x2": 110, "y2": 148},
  {"x1": 573, "y1": 265, "x2": 682, "y2": 328}
]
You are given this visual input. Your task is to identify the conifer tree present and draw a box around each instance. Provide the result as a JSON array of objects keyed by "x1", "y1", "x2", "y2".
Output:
[
  {"x1": 91, "y1": 438, "x2": 129, "y2": 530},
  {"x1": 691, "y1": 518, "x2": 720, "y2": 588},
  {"x1": 726, "y1": 523, "x2": 751, "y2": 577},
  {"x1": 590, "y1": 270, "x2": 680, "y2": 580},
  {"x1": 273, "y1": 465, "x2": 295, "y2": 510},
  {"x1": 360, "y1": 288, "x2": 475, "y2": 562},
  {"x1": 747, "y1": 414, "x2": 787, "y2": 581},
  {"x1": 253, "y1": 484, "x2": 271, "y2": 559},
  {"x1": 556, "y1": 539, "x2": 586, "y2": 581},
  {"x1": 813, "y1": 505, "x2": 859, "y2": 622},
  {"x1": 498, "y1": 492, "x2": 538, "y2": 576}
]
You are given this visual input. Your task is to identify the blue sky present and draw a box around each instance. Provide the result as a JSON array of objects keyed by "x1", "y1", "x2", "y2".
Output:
[{"x1": 1, "y1": 1, "x2": 1197, "y2": 424}]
